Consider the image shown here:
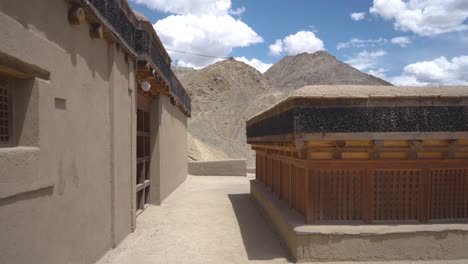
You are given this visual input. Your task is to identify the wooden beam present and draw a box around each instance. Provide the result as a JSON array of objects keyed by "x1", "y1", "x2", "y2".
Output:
[
  {"x1": 379, "y1": 152, "x2": 409, "y2": 160},
  {"x1": 251, "y1": 144, "x2": 297, "y2": 152},
  {"x1": 341, "y1": 152, "x2": 369, "y2": 160},
  {"x1": 0, "y1": 51, "x2": 50, "y2": 80},
  {"x1": 306, "y1": 152, "x2": 335, "y2": 160}
]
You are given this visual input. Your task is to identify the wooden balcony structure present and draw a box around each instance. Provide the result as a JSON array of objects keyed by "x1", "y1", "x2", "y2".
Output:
[{"x1": 247, "y1": 85, "x2": 468, "y2": 225}]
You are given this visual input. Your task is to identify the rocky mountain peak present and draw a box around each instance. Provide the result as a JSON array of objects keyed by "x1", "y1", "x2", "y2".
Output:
[{"x1": 264, "y1": 51, "x2": 392, "y2": 91}]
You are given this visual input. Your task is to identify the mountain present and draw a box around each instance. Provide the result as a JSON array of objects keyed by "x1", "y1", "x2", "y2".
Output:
[
  {"x1": 264, "y1": 51, "x2": 392, "y2": 91},
  {"x1": 177, "y1": 59, "x2": 283, "y2": 166},
  {"x1": 177, "y1": 51, "x2": 392, "y2": 166}
]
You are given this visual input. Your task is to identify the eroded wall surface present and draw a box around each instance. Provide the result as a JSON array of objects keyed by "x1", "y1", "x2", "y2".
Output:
[{"x1": 0, "y1": 0, "x2": 136, "y2": 263}]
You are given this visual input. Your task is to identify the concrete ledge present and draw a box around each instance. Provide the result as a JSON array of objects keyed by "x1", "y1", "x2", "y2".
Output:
[
  {"x1": 188, "y1": 159, "x2": 246, "y2": 176},
  {"x1": 247, "y1": 167, "x2": 256, "y2": 174},
  {"x1": 250, "y1": 179, "x2": 468, "y2": 262}
]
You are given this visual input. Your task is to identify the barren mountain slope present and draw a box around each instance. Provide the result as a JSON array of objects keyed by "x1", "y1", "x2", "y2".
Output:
[
  {"x1": 177, "y1": 59, "x2": 283, "y2": 166},
  {"x1": 264, "y1": 51, "x2": 392, "y2": 91}
]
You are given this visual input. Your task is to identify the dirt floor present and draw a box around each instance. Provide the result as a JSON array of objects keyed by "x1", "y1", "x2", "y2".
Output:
[{"x1": 96, "y1": 175, "x2": 468, "y2": 264}]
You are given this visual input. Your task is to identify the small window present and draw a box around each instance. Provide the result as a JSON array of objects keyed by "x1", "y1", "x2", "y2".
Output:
[{"x1": 0, "y1": 78, "x2": 11, "y2": 145}]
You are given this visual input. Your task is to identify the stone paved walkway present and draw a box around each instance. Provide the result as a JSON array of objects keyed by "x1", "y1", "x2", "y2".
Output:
[{"x1": 96, "y1": 175, "x2": 467, "y2": 264}]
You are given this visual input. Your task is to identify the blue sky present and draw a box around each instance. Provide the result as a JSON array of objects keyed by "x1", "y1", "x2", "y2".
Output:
[{"x1": 129, "y1": 0, "x2": 468, "y2": 85}]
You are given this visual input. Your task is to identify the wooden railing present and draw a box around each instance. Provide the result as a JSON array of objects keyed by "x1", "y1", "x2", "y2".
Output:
[{"x1": 256, "y1": 151, "x2": 468, "y2": 224}]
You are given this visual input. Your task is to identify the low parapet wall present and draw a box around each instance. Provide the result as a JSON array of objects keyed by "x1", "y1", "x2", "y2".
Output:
[
  {"x1": 247, "y1": 167, "x2": 256, "y2": 174},
  {"x1": 189, "y1": 159, "x2": 247, "y2": 176}
]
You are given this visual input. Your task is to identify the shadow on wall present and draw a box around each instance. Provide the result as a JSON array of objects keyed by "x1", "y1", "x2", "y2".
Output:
[
  {"x1": 227, "y1": 193, "x2": 292, "y2": 262},
  {"x1": 1, "y1": 0, "x2": 109, "y2": 79},
  {"x1": 0, "y1": 186, "x2": 54, "y2": 207}
]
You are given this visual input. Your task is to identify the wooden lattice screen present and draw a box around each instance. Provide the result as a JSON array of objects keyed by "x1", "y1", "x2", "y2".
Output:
[
  {"x1": 313, "y1": 169, "x2": 364, "y2": 222},
  {"x1": 0, "y1": 79, "x2": 10, "y2": 144},
  {"x1": 255, "y1": 152, "x2": 468, "y2": 224},
  {"x1": 371, "y1": 170, "x2": 422, "y2": 221},
  {"x1": 430, "y1": 169, "x2": 468, "y2": 220}
]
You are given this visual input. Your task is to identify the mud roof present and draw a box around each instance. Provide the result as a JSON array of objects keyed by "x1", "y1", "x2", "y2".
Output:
[
  {"x1": 248, "y1": 85, "x2": 468, "y2": 126},
  {"x1": 290, "y1": 85, "x2": 468, "y2": 99}
]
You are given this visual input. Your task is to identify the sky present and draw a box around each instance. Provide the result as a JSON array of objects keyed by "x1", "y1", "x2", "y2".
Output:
[{"x1": 129, "y1": 0, "x2": 468, "y2": 85}]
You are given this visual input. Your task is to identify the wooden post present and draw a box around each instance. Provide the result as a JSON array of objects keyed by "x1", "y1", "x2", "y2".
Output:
[
  {"x1": 289, "y1": 163, "x2": 293, "y2": 208},
  {"x1": 419, "y1": 168, "x2": 431, "y2": 223},
  {"x1": 364, "y1": 169, "x2": 374, "y2": 224},
  {"x1": 277, "y1": 160, "x2": 282, "y2": 199},
  {"x1": 465, "y1": 169, "x2": 468, "y2": 219},
  {"x1": 272, "y1": 159, "x2": 277, "y2": 196},
  {"x1": 90, "y1": 24, "x2": 103, "y2": 39},
  {"x1": 68, "y1": 4, "x2": 85, "y2": 25},
  {"x1": 124, "y1": 53, "x2": 130, "y2": 64},
  {"x1": 267, "y1": 156, "x2": 272, "y2": 190},
  {"x1": 257, "y1": 153, "x2": 261, "y2": 182},
  {"x1": 306, "y1": 169, "x2": 317, "y2": 224},
  {"x1": 319, "y1": 170, "x2": 324, "y2": 221},
  {"x1": 262, "y1": 154, "x2": 265, "y2": 184}
]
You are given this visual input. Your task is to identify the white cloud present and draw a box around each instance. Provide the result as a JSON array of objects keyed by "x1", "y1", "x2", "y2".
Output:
[
  {"x1": 391, "y1": 55, "x2": 468, "y2": 85},
  {"x1": 133, "y1": 0, "x2": 262, "y2": 69},
  {"x1": 337, "y1": 36, "x2": 414, "y2": 50},
  {"x1": 269, "y1": 31, "x2": 325, "y2": 56},
  {"x1": 235, "y1": 57, "x2": 273, "y2": 73},
  {"x1": 131, "y1": 0, "x2": 231, "y2": 16},
  {"x1": 155, "y1": 15, "x2": 262, "y2": 68},
  {"x1": 269, "y1": 39, "x2": 284, "y2": 56},
  {"x1": 350, "y1": 12, "x2": 366, "y2": 21},
  {"x1": 337, "y1": 38, "x2": 388, "y2": 50},
  {"x1": 345, "y1": 50, "x2": 387, "y2": 71},
  {"x1": 229, "y1": 7, "x2": 246, "y2": 16},
  {"x1": 391, "y1": 75, "x2": 426, "y2": 86},
  {"x1": 390, "y1": 36, "x2": 412, "y2": 47},
  {"x1": 368, "y1": 68, "x2": 389, "y2": 79},
  {"x1": 370, "y1": 0, "x2": 468, "y2": 36}
]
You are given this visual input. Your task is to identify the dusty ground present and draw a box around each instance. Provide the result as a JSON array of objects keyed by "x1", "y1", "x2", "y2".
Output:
[{"x1": 96, "y1": 176, "x2": 468, "y2": 264}]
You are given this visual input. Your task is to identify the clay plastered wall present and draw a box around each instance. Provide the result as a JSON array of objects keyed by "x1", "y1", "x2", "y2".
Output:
[
  {"x1": 151, "y1": 95, "x2": 188, "y2": 204},
  {"x1": 108, "y1": 43, "x2": 136, "y2": 245},
  {"x1": 0, "y1": 0, "x2": 135, "y2": 263}
]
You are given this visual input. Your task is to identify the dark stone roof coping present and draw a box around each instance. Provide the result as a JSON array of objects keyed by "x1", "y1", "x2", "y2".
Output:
[{"x1": 247, "y1": 85, "x2": 468, "y2": 126}]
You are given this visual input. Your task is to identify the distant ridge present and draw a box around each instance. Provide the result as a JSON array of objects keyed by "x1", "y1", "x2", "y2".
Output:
[
  {"x1": 264, "y1": 51, "x2": 392, "y2": 91},
  {"x1": 177, "y1": 52, "x2": 393, "y2": 165},
  {"x1": 177, "y1": 59, "x2": 283, "y2": 166}
]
